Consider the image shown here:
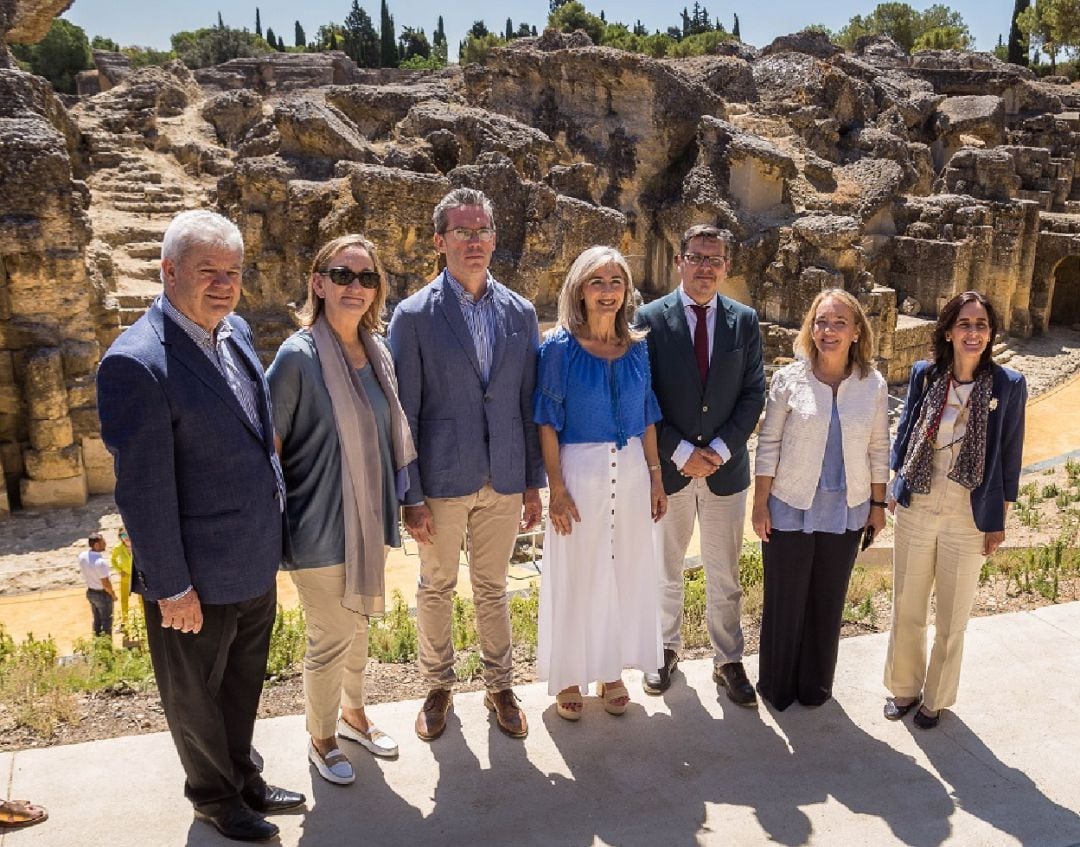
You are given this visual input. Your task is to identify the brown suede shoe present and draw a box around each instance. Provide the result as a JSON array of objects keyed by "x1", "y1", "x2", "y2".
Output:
[
  {"x1": 415, "y1": 688, "x2": 453, "y2": 741},
  {"x1": 484, "y1": 689, "x2": 528, "y2": 738}
]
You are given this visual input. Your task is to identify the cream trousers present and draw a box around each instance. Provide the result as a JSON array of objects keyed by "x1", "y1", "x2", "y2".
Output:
[
  {"x1": 884, "y1": 449, "x2": 986, "y2": 711},
  {"x1": 416, "y1": 484, "x2": 521, "y2": 692},
  {"x1": 290, "y1": 563, "x2": 370, "y2": 739}
]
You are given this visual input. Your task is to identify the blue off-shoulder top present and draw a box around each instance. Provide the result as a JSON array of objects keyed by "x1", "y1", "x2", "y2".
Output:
[{"x1": 533, "y1": 327, "x2": 662, "y2": 449}]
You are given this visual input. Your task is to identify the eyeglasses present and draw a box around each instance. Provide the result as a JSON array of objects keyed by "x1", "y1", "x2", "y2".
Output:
[
  {"x1": 322, "y1": 268, "x2": 380, "y2": 289},
  {"x1": 444, "y1": 227, "x2": 495, "y2": 243},
  {"x1": 682, "y1": 254, "x2": 727, "y2": 267}
]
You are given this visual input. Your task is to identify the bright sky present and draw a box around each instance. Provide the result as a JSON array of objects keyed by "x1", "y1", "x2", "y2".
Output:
[{"x1": 63, "y1": 0, "x2": 1016, "y2": 60}]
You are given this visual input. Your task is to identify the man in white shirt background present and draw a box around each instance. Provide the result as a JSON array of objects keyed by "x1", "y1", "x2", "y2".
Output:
[{"x1": 78, "y1": 531, "x2": 115, "y2": 638}]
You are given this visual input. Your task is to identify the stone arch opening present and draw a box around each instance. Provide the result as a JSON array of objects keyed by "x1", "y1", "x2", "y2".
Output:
[{"x1": 1050, "y1": 255, "x2": 1080, "y2": 327}]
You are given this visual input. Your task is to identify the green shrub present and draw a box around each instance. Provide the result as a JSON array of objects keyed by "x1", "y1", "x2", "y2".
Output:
[
  {"x1": 369, "y1": 589, "x2": 418, "y2": 662},
  {"x1": 451, "y1": 594, "x2": 478, "y2": 650},
  {"x1": 509, "y1": 584, "x2": 540, "y2": 656},
  {"x1": 266, "y1": 605, "x2": 306, "y2": 677}
]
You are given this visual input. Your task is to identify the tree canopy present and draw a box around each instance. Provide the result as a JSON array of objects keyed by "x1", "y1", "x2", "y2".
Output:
[
  {"x1": 11, "y1": 18, "x2": 93, "y2": 94},
  {"x1": 170, "y1": 26, "x2": 271, "y2": 68},
  {"x1": 836, "y1": 3, "x2": 972, "y2": 52}
]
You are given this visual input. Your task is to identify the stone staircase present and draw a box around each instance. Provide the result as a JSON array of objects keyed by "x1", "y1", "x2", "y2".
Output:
[{"x1": 75, "y1": 100, "x2": 223, "y2": 347}]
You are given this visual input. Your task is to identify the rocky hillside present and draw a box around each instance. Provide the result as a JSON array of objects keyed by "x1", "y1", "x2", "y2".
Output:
[{"x1": 2, "y1": 13, "x2": 1080, "y2": 511}]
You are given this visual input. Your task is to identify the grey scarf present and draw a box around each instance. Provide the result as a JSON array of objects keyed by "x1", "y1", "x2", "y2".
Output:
[{"x1": 311, "y1": 316, "x2": 416, "y2": 615}]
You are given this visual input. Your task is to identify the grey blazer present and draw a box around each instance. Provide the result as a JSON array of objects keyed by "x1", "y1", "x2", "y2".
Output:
[
  {"x1": 636, "y1": 290, "x2": 766, "y2": 497},
  {"x1": 387, "y1": 271, "x2": 545, "y2": 503},
  {"x1": 96, "y1": 301, "x2": 282, "y2": 603}
]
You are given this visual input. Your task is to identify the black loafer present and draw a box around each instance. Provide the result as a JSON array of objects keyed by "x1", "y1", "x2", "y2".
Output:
[
  {"x1": 913, "y1": 707, "x2": 940, "y2": 730},
  {"x1": 714, "y1": 662, "x2": 757, "y2": 707},
  {"x1": 241, "y1": 781, "x2": 306, "y2": 813},
  {"x1": 194, "y1": 806, "x2": 279, "y2": 842},
  {"x1": 642, "y1": 648, "x2": 679, "y2": 695},
  {"x1": 883, "y1": 697, "x2": 921, "y2": 721}
]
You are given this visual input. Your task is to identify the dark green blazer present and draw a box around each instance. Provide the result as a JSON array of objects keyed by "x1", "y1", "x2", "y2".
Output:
[{"x1": 636, "y1": 290, "x2": 766, "y2": 497}]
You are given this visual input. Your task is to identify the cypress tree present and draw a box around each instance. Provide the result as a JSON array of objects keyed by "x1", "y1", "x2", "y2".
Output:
[
  {"x1": 733, "y1": 13, "x2": 741, "y2": 40},
  {"x1": 1007, "y1": 0, "x2": 1029, "y2": 65},
  {"x1": 380, "y1": 0, "x2": 398, "y2": 67},
  {"x1": 295, "y1": 20, "x2": 306, "y2": 48},
  {"x1": 255, "y1": 7, "x2": 262, "y2": 37}
]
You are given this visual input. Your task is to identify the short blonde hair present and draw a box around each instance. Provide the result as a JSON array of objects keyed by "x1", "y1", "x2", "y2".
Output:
[
  {"x1": 556, "y1": 246, "x2": 645, "y2": 344},
  {"x1": 295, "y1": 234, "x2": 387, "y2": 333},
  {"x1": 794, "y1": 288, "x2": 875, "y2": 378}
]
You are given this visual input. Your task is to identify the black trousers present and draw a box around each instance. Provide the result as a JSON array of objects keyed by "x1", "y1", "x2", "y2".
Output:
[
  {"x1": 757, "y1": 529, "x2": 861, "y2": 711},
  {"x1": 144, "y1": 584, "x2": 276, "y2": 814}
]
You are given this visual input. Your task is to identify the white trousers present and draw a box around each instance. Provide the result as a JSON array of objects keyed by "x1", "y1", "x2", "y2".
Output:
[{"x1": 660, "y1": 478, "x2": 747, "y2": 664}]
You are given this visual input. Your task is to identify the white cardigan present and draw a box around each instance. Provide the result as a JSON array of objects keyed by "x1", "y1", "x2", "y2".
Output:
[{"x1": 755, "y1": 359, "x2": 891, "y2": 509}]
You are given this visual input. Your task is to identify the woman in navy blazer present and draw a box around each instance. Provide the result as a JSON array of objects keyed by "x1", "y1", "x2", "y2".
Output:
[{"x1": 884, "y1": 291, "x2": 1027, "y2": 729}]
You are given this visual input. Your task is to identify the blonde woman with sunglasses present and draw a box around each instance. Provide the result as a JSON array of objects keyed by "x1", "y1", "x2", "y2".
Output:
[{"x1": 267, "y1": 234, "x2": 416, "y2": 784}]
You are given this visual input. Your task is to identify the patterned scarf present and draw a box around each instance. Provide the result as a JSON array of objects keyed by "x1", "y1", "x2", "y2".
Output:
[{"x1": 899, "y1": 368, "x2": 993, "y2": 494}]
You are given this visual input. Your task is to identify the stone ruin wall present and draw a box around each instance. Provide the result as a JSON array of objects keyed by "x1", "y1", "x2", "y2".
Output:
[{"x1": 2, "y1": 16, "x2": 1080, "y2": 513}]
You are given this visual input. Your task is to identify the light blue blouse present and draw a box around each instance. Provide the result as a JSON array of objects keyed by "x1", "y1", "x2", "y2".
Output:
[
  {"x1": 533, "y1": 328, "x2": 662, "y2": 449},
  {"x1": 769, "y1": 399, "x2": 870, "y2": 534}
]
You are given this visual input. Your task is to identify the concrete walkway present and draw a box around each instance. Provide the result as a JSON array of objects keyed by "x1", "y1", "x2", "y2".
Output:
[{"x1": 4, "y1": 603, "x2": 1079, "y2": 847}]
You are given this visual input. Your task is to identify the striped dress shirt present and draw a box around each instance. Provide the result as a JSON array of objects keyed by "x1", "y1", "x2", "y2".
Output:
[{"x1": 445, "y1": 269, "x2": 497, "y2": 386}]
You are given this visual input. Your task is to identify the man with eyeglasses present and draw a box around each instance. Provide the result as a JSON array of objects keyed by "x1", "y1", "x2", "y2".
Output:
[
  {"x1": 388, "y1": 188, "x2": 545, "y2": 741},
  {"x1": 635, "y1": 224, "x2": 766, "y2": 705}
]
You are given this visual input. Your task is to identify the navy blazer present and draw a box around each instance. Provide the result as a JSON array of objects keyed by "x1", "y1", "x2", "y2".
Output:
[
  {"x1": 387, "y1": 271, "x2": 546, "y2": 503},
  {"x1": 636, "y1": 290, "x2": 766, "y2": 497},
  {"x1": 892, "y1": 360, "x2": 1027, "y2": 533},
  {"x1": 96, "y1": 301, "x2": 283, "y2": 603}
]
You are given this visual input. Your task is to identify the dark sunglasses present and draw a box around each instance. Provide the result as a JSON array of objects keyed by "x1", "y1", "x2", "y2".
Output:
[{"x1": 323, "y1": 267, "x2": 380, "y2": 289}]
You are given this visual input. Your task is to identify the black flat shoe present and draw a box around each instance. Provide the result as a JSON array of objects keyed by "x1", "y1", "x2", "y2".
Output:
[
  {"x1": 194, "y1": 806, "x2": 278, "y2": 842},
  {"x1": 883, "y1": 696, "x2": 921, "y2": 721},
  {"x1": 642, "y1": 648, "x2": 679, "y2": 695},
  {"x1": 913, "y1": 707, "x2": 940, "y2": 730}
]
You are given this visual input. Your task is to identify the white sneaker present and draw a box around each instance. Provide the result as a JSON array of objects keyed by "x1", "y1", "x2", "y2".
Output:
[
  {"x1": 337, "y1": 718, "x2": 399, "y2": 758},
  {"x1": 308, "y1": 740, "x2": 354, "y2": 785}
]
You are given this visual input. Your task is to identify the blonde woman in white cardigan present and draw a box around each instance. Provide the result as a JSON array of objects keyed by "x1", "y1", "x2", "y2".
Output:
[{"x1": 751, "y1": 289, "x2": 890, "y2": 711}]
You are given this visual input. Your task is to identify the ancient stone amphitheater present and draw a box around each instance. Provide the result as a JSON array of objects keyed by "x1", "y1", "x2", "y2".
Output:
[{"x1": 1, "y1": 5, "x2": 1079, "y2": 514}]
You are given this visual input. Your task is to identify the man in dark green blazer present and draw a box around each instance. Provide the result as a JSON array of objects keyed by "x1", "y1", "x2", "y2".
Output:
[{"x1": 635, "y1": 225, "x2": 766, "y2": 704}]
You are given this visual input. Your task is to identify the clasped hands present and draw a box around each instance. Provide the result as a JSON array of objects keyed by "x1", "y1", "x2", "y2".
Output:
[{"x1": 680, "y1": 446, "x2": 724, "y2": 479}]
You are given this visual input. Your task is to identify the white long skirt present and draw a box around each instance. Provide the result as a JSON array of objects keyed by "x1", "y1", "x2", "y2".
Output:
[{"x1": 538, "y1": 438, "x2": 663, "y2": 695}]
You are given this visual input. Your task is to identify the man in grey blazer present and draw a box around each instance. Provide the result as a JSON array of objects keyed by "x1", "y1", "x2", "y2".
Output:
[
  {"x1": 635, "y1": 225, "x2": 766, "y2": 705},
  {"x1": 97, "y1": 210, "x2": 304, "y2": 842},
  {"x1": 388, "y1": 188, "x2": 545, "y2": 741}
]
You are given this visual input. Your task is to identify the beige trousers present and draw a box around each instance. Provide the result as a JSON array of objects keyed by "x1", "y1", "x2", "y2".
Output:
[
  {"x1": 661, "y1": 480, "x2": 747, "y2": 664},
  {"x1": 884, "y1": 449, "x2": 986, "y2": 711},
  {"x1": 290, "y1": 563, "x2": 370, "y2": 739},
  {"x1": 417, "y1": 483, "x2": 521, "y2": 691}
]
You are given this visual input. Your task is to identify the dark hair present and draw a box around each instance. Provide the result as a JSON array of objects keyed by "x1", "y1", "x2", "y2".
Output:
[
  {"x1": 88, "y1": 532, "x2": 104, "y2": 545},
  {"x1": 679, "y1": 224, "x2": 734, "y2": 255},
  {"x1": 931, "y1": 290, "x2": 998, "y2": 378}
]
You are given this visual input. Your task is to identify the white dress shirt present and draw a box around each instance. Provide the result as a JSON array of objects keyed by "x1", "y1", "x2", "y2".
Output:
[{"x1": 671, "y1": 285, "x2": 731, "y2": 471}]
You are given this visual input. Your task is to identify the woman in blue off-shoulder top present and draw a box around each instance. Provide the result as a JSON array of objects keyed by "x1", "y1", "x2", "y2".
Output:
[{"x1": 534, "y1": 246, "x2": 667, "y2": 722}]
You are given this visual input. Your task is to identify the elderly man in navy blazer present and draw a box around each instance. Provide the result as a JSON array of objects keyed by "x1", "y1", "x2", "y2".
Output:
[
  {"x1": 388, "y1": 188, "x2": 545, "y2": 741},
  {"x1": 635, "y1": 224, "x2": 766, "y2": 705},
  {"x1": 97, "y1": 210, "x2": 304, "y2": 842}
]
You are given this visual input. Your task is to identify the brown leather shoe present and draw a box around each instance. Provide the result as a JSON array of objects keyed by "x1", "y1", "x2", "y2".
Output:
[
  {"x1": 484, "y1": 689, "x2": 528, "y2": 738},
  {"x1": 415, "y1": 688, "x2": 453, "y2": 741}
]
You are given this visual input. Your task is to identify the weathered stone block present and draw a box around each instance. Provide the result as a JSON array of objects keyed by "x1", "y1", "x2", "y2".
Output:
[
  {"x1": 29, "y1": 416, "x2": 73, "y2": 452},
  {"x1": 81, "y1": 436, "x2": 115, "y2": 495},
  {"x1": 23, "y1": 443, "x2": 82, "y2": 480},
  {"x1": 20, "y1": 473, "x2": 88, "y2": 509},
  {"x1": 24, "y1": 348, "x2": 68, "y2": 420}
]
